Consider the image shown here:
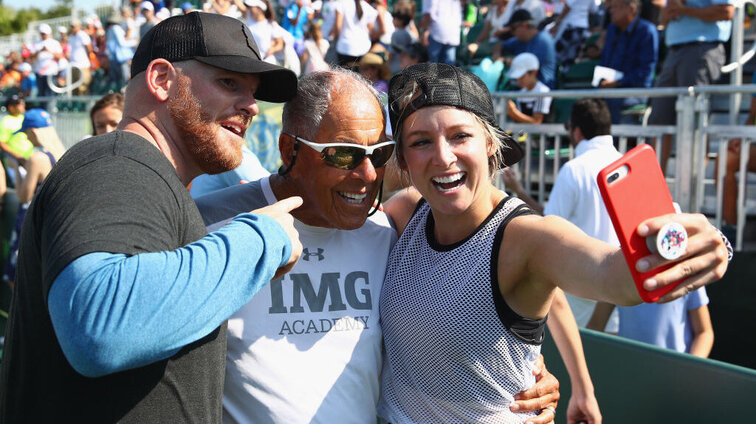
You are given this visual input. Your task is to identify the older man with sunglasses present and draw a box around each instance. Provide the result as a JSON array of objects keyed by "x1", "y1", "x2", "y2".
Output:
[{"x1": 195, "y1": 68, "x2": 559, "y2": 423}]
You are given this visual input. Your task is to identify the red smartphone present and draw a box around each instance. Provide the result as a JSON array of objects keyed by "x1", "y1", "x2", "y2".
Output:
[{"x1": 597, "y1": 144, "x2": 680, "y2": 302}]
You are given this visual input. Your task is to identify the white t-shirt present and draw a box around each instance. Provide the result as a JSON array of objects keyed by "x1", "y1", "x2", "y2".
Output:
[
  {"x1": 336, "y1": 0, "x2": 378, "y2": 56},
  {"x1": 31, "y1": 38, "x2": 63, "y2": 76},
  {"x1": 485, "y1": 6, "x2": 509, "y2": 42},
  {"x1": 199, "y1": 177, "x2": 397, "y2": 424},
  {"x1": 422, "y1": 0, "x2": 461, "y2": 46},
  {"x1": 68, "y1": 30, "x2": 91, "y2": 69},
  {"x1": 303, "y1": 38, "x2": 331, "y2": 74},
  {"x1": 516, "y1": 80, "x2": 552, "y2": 117},
  {"x1": 553, "y1": 0, "x2": 595, "y2": 40},
  {"x1": 247, "y1": 19, "x2": 276, "y2": 57},
  {"x1": 273, "y1": 21, "x2": 301, "y2": 76},
  {"x1": 377, "y1": 8, "x2": 395, "y2": 46},
  {"x1": 320, "y1": 0, "x2": 341, "y2": 41},
  {"x1": 543, "y1": 135, "x2": 622, "y2": 332}
]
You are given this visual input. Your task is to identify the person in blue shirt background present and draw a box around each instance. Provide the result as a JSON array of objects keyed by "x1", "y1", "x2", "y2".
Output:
[
  {"x1": 493, "y1": 9, "x2": 557, "y2": 89},
  {"x1": 282, "y1": 0, "x2": 310, "y2": 56},
  {"x1": 598, "y1": 0, "x2": 658, "y2": 123},
  {"x1": 647, "y1": 0, "x2": 734, "y2": 172}
]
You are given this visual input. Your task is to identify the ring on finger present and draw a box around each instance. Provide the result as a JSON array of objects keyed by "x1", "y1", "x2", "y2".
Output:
[{"x1": 543, "y1": 405, "x2": 556, "y2": 415}]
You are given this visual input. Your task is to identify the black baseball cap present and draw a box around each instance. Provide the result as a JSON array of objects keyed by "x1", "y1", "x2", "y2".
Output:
[
  {"x1": 5, "y1": 94, "x2": 23, "y2": 108},
  {"x1": 388, "y1": 63, "x2": 523, "y2": 167},
  {"x1": 131, "y1": 12, "x2": 297, "y2": 103},
  {"x1": 506, "y1": 9, "x2": 534, "y2": 28}
]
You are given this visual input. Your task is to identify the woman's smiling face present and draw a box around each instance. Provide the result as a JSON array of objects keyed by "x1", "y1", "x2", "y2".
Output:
[{"x1": 399, "y1": 105, "x2": 495, "y2": 217}]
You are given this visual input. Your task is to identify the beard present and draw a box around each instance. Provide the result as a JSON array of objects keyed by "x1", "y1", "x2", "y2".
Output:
[{"x1": 168, "y1": 74, "x2": 245, "y2": 174}]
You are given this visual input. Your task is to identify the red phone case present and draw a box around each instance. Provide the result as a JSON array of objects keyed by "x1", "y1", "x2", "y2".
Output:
[{"x1": 597, "y1": 144, "x2": 679, "y2": 302}]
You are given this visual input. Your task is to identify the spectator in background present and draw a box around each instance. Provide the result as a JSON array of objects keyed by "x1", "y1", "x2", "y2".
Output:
[
  {"x1": 282, "y1": 0, "x2": 310, "y2": 56},
  {"x1": 419, "y1": 0, "x2": 461, "y2": 65},
  {"x1": 647, "y1": 0, "x2": 734, "y2": 172},
  {"x1": 370, "y1": 0, "x2": 394, "y2": 49},
  {"x1": 394, "y1": 41, "x2": 428, "y2": 70},
  {"x1": 210, "y1": 0, "x2": 242, "y2": 18},
  {"x1": 29, "y1": 24, "x2": 63, "y2": 98},
  {"x1": 4, "y1": 108, "x2": 66, "y2": 288},
  {"x1": 58, "y1": 26, "x2": 70, "y2": 60},
  {"x1": 466, "y1": 0, "x2": 509, "y2": 59},
  {"x1": 0, "y1": 96, "x2": 34, "y2": 169},
  {"x1": 493, "y1": 9, "x2": 557, "y2": 89},
  {"x1": 599, "y1": 0, "x2": 658, "y2": 124},
  {"x1": 182, "y1": 1, "x2": 197, "y2": 13},
  {"x1": 122, "y1": 6, "x2": 140, "y2": 47},
  {"x1": 721, "y1": 75, "x2": 756, "y2": 241},
  {"x1": 139, "y1": 1, "x2": 159, "y2": 38},
  {"x1": 355, "y1": 51, "x2": 390, "y2": 95},
  {"x1": 89, "y1": 93, "x2": 124, "y2": 136},
  {"x1": 272, "y1": 4, "x2": 303, "y2": 76},
  {"x1": 612, "y1": 287, "x2": 714, "y2": 358},
  {"x1": 105, "y1": 10, "x2": 136, "y2": 90},
  {"x1": 240, "y1": 0, "x2": 284, "y2": 63},
  {"x1": 550, "y1": 0, "x2": 595, "y2": 68},
  {"x1": 333, "y1": 0, "x2": 379, "y2": 66},
  {"x1": 301, "y1": 20, "x2": 331, "y2": 74},
  {"x1": 68, "y1": 19, "x2": 94, "y2": 95},
  {"x1": 319, "y1": 0, "x2": 341, "y2": 46},
  {"x1": 0, "y1": 60, "x2": 21, "y2": 91},
  {"x1": 18, "y1": 62, "x2": 36, "y2": 98},
  {"x1": 500, "y1": 0, "x2": 546, "y2": 30},
  {"x1": 386, "y1": 1, "x2": 415, "y2": 74},
  {"x1": 505, "y1": 52, "x2": 552, "y2": 124}
]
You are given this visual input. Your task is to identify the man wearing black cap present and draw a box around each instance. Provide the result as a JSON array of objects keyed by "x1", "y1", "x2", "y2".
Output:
[
  {"x1": 0, "y1": 12, "x2": 302, "y2": 423},
  {"x1": 492, "y1": 8, "x2": 557, "y2": 89}
]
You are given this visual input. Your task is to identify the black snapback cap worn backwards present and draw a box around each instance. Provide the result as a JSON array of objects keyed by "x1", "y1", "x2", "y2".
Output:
[
  {"x1": 388, "y1": 62, "x2": 523, "y2": 167},
  {"x1": 131, "y1": 12, "x2": 297, "y2": 103}
]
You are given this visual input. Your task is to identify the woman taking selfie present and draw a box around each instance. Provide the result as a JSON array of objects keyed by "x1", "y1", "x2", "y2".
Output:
[{"x1": 376, "y1": 63, "x2": 730, "y2": 423}]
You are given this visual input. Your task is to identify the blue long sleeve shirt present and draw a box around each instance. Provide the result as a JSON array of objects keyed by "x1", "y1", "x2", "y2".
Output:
[
  {"x1": 600, "y1": 18, "x2": 658, "y2": 89},
  {"x1": 47, "y1": 212, "x2": 291, "y2": 378}
]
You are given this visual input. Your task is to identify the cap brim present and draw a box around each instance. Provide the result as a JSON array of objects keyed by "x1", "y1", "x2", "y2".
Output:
[
  {"x1": 499, "y1": 130, "x2": 524, "y2": 167},
  {"x1": 194, "y1": 56, "x2": 298, "y2": 103},
  {"x1": 507, "y1": 68, "x2": 527, "y2": 79}
]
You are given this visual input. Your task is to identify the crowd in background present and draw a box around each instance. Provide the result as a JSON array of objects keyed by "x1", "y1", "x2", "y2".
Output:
[
  {"x1": 0, "y1": 0, "x2": 745, "y2": 355},
  {"x1": 0, "y1": 0, "x2": 731, "y2": 103}
]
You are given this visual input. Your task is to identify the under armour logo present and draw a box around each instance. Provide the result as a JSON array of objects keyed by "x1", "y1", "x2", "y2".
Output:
[{"x1": 302, "y1": 248, "x2": 325, "y2": 261}]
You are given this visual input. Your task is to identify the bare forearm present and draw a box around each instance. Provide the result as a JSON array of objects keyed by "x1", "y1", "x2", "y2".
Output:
[
  {"x1": 681, "y1": 5, "x2": 734, "y2": 22},
  {"x1": 508, "y1": 107, "x2": 543, "y2": 124},
  {"x1": 586, "y1": 302, "x2": 615, "y2": 332},
  {"x1": 689, "y1": 331, "x2": 714, "y2": 358},
  {"x1": 688, "y1": 305, "x2": 714, "y2": 358},
  {"x1": 547, "y1": 289, "x2": 595, "y2": 392}
]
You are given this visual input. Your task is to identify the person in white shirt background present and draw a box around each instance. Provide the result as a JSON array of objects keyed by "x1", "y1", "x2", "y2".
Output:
[{"x1": 28, "y1": 23, "x2": 63, "y2": 98}]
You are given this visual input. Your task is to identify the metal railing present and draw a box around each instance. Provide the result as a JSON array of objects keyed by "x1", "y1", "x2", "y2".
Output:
[{"x1": 492, "y1": 84, "x2": 756, "y2": 251}]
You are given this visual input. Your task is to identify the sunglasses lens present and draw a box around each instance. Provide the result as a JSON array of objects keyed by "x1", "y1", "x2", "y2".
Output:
[
  {"x1": 323, "y1": 146, "x2": 364, "y2": 169},
  {"x1": 369, "y1": 144, "x2": 395, "y2": 168}
]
